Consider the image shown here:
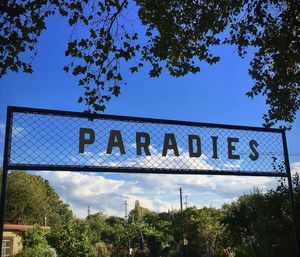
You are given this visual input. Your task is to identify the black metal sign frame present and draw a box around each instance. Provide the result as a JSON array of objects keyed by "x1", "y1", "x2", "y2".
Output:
[{"x1": 0, "y1": 106, "x2": 299, "y2": 256}]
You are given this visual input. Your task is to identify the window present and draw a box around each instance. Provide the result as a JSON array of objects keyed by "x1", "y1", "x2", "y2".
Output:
[{"x1": 1, "y1": 237, "x2": 13, "y2": 257}]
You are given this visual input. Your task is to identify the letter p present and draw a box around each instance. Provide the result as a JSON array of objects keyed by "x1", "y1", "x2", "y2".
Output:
[{"x1": 79, "y1": 128, "x2": 95, "y2": 153}]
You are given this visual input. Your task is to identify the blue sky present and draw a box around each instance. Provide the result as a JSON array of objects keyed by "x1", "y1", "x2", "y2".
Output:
[{"x1": 1, "y1": 13, "x2": 300, "y2": 218}]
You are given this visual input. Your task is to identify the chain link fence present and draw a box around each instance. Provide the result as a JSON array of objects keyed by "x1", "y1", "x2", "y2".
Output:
[{"x1": 4, "y1": 107, "x2": 287, "y2": 176}]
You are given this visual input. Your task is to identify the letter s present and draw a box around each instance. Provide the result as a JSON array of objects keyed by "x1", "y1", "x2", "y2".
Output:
[{"x1": 249, "y1": 140, "x2": 259, "y2": 161}]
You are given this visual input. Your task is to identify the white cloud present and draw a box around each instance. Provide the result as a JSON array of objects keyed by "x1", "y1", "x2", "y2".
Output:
[
  {"x1": 223, "y1": 159, "x2": 243, "y2": 168},
  {"x1": 0, "y1": 123, "x2": 5, "y2": 143},
  {"x1": 0, "y1": 124, "x2": 26, "y2": 144},
  {"x1": 291, "y1": 162, "x2": 300, "y2": 174},
  {"x1": 81, "y1": 150, "x2": 215, "y2": 171},
  {"x1": 128, "y1": 173, "x2": 276, "y2": 199},
  {"x1": 0, "y1": 124, "x2": 5, "y2": 133},
  {"x1": 36, "y1": 171, "x2": 172, "y2": 218},
  {"x1": 11, "y1": 126, "x2": 25, "y2": 137},
  {"x1": 34, "y1": 168, "x2": 279, "y2": 219},
  {"x1": 20, "y1": 148, "x2": 295, "y2": 219}
]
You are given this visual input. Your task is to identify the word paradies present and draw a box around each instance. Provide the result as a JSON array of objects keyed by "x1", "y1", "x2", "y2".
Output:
[{"x1": 79, "y1": 128, "x2": 259, "y2": 161}]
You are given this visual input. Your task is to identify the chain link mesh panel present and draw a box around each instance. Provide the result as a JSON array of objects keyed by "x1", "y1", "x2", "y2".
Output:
[{"x1": 5, "y1": 107, "x2": 287, "y2": 176}]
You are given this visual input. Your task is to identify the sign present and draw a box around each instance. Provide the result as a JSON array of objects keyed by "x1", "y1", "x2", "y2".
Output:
[
  {"x1": 2, "y1": 106, "x2": 298, "y2": 257},
  {"x1": 5, "y1": 106, "x2": 286, "y2": 176}
]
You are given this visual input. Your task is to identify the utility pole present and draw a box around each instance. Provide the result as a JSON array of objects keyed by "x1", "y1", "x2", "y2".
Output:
[
  {"x1": 184, "y1": 195, "x2": 188, "y2": 209},
  {"x1": 125, "y1": 200, "x2": 128, "y2": 223},
  {"x1": 179, "y1": 188, "x2": 185, "y2": 256},
  {"x1": 87, "y1": 206, "x2": 90, "y2": 217},
  {"x1": 124, "y1": 200, "x2": 131, "y2": 256},
  {"x1": 170, "y1": 203, "x2": 174, "y2": 221},
  {"x1": 179, "y1": 187, "x2": 183, "y2": 211}
]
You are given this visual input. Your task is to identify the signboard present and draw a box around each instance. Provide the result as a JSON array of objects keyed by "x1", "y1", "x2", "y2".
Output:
[
  {"x1": 1, "y1": 106, "x2": 298, "y2": 257},
  {"x1": 4, "y1": 106, "x2": 287, "y2": 176}
]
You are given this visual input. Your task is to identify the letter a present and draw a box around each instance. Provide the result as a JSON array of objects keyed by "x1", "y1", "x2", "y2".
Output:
[
  {"x1": 162, "y1": 133, "x2": 179, "y2": 156},
  {"x1": 107, "y1": 130, "x2": 126, "y2": 154}
]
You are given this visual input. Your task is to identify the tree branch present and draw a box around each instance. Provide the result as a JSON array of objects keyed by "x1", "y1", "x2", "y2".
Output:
[{"x1": 106, "y1": 0, "x2": 128, "y2": 35}]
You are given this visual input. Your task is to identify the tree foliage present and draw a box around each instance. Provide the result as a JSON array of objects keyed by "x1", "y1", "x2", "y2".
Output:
[
  {"x1": 23, "y1": 228, "x2": 49, "y2": 248},
  {"x1": 16, "y1": 245, "x2": 57, "y2": 257},
  {"x1": 16, "y1": 228, "x2": 57, "y2": 257},
  {"x1": 1, "y1": 170, "x2": 73, "y2": 227},
  {"x1": 1, "y1": 169, "x2": 300, "y2": 256},
  {"x1": 0, "y1": 0, "x2": 299, "y2": 126},
  {"x1": 172, "y1": 207, "x2": 225, "y2": 257},
  {"x1": 129, "y1": 200, "x2": 151, "y2": 223},
  {"x1": 100, "y1": 178, "x2": 299, "y2": 257},
  {"x1": 48, "y1": 220, "x2": 94, "y2": 257},
  {"x1": 86, "y1": 212, "x2": 108, "y2": 244},
  {"x1": 93, "y1": 241, "x2": 110, "y2": 257},
  {"x1": 222, "y1": 175, "x2": 300, "y2": 257}
]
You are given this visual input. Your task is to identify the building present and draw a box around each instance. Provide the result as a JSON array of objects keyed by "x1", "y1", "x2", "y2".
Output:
[{"x1": 2, "y1": 224, "x2": 50, "y2": 257}]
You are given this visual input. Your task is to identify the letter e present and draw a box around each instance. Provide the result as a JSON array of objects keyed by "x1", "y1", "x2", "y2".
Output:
[{"x1": 228, "y1": 137, "x2": 240, "y2": 160}]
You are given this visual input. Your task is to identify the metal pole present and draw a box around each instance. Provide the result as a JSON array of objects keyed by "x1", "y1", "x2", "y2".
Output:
[
  {"x1": 184, "y1": 195, "x2": 188, "y2": 209},
  {"x1": 0, "y1": 168, "x2": 8, "y2": 257},
  {"x1": 282, "y1": 130, "x2": 299, "y2": 257},
  {"x1": 287, "y1": 173, "x2": 299, "y2": 257},
  {"x1": 179, "y1": 188, "x2": 183, "y2": 211},
  {"x1": 1, "y1": 107, "x2": 12, "y2": 257},
  {"x1": 125, "y1": 200, "x2": 128, "y2": 223},
  {"x1": 179, "y1": 188, "x2": 185, "y2": 255}
]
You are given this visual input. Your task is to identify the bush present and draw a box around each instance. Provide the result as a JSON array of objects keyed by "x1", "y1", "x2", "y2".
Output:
[
  {"x1": 16, "y1": 245, "x2": 57, "y2": 257},
  {"x1": 93, "y1": 241, "x2": 110, "y2": 257}
]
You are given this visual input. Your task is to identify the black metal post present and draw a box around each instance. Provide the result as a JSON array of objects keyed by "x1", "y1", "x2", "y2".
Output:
[
  {"x1": 1, "y1": 107, "x2": 12, "y2": 257},
  {"x1": 179, "y1": 188, "x2": 185, "y2": 255},
  {"x1": 179, "y1": 188, "x2": 183, "y2": 211},
  {"x1": 0, "y1": 168, "x2": 8, "y2": 256},
  {"x1": 282, "y1": 131, "x2": 299, "y2": 257}
]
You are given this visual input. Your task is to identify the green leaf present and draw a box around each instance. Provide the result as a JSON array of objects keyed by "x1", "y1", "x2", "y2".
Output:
[
  {"x1": 63, "y1": 65, "x2": 69, "y2": 72},
  {"x1": 130, "y1": 66, "x2": 138, "y2": 73},
  {"x1": 72, "y1": 65, "x2": 87, "y2": 76}
]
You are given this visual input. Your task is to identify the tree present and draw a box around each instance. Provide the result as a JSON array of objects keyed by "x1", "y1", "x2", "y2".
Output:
[
  {"x1": 93, "y1": 241, "x2": 110, "y2": 257},
  {"x1": 16, "y1": 246, "x2": 57, "y2": 257},
  {"x1": 144, "y1": 218, "x2": 174, "y2": 257},
  {"x1": 221, "y1": 176, "x2": 300, "y2": 257},
  {"x1": 86, "y1": 212, "x2": 108, "y2": 244},
  {"x1": 1, "y1": 0, "x2": 299, "y2": 127},
  {"x1": 16, "y1": 228, "x2": 57, "y2": 257},
  {"x1": 129, "y1": 200, "x2": 151, "y2": 223},
  {"x1": 172, "y1": 207, "x2": 225, "y2": 257},
  {"x1": 0, "y1": 170, "x2": 73, "y2": 227},
  {"x1": 48, "y1": 219, "x2": 94, "y2": 257},
  {"x1": 100, "y1": 219, "x2": 129, "y2": 257}
]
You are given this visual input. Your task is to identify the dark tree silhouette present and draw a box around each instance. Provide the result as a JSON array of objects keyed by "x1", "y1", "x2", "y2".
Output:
[{"x1": 1, "y1": 0, "x2": 299, "y2": 127}]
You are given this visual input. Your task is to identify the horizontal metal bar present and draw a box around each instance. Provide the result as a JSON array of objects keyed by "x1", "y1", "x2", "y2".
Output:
[
  {"x1": 7, "y1": 106, "x2": 283, "y2": 133},
  {"x1": 7, "y1": 164, "x2": 288, "y2": 177}
]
